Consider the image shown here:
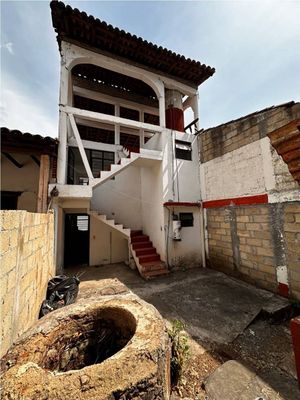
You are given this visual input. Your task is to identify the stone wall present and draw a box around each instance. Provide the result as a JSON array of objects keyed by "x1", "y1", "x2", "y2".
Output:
[
  {"x1": 206, "y1": 202, "x2": 300, "y2": 299},
  {"x1": 0, "y1": 210, "x2": 55, "y2": 357}
]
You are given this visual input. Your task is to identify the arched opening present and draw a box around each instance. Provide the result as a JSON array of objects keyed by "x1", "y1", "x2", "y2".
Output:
[
  {"x1": 67, "y1": 63, "x2": 161, "y2": 184},
  {"x1": 72, "y1": 63, "x2": 159, "y2": 109}
]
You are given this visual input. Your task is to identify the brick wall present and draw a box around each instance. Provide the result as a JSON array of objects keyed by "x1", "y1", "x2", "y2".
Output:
[
  {"x1": 206, "y1": 202, "x2": 300, "y2": 299},
  {"x1": 0, "y1": 211, "x2": 55, "y2": 357}
]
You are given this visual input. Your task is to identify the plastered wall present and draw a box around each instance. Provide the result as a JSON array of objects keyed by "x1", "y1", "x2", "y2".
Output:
[
  {"x1": 91, "y1": 165, "x2": 142, "y2": 231},
  {"x1": 199, "y1": 102, "x2": 300, "y2": 202},
  {"x1": 140, "y1": 163, "x2": 165, "y2": 258},
  {"x1": 1, "y1": 153, "x2": 40, "y2": 212},
  {"x1": 165, "y1": 207, "x2": 202, "y2": 269},
  {"x1": 201, "y1": 140, "x2": 266, "y2": 201},
  {"x1": 0, "y1": 211, "x2": 55, "y2": 356},
  {"x1": 89, "y1": 215, "x2": 128, "y2": 266}
]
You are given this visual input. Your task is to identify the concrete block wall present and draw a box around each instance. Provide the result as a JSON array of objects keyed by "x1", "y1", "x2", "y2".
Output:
[
  {"x1": 284, "y1": 203, "x2": 300, "y2": 299},
  {"x1": 201, "y1": 102, "x2": 300, "y2": 299},
  {"x1": 206, "y1": 202, "x2": 300, "y2": 299},
  {"x1": 200, "y1": 102, "x2": 300, "y2": 164},
  {"x1": 0, "y1": 210, "x2": 55, "y2": 357}
]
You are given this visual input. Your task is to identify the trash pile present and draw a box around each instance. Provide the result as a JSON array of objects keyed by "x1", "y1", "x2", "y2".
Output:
[{"x1": 39, "y1": 275, "x2": 80, "y2": 318}]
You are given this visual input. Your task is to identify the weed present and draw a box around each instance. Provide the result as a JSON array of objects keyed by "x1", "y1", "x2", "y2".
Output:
[{"x1": 168, "y1": 319, "x2": 189, "y2": 386}]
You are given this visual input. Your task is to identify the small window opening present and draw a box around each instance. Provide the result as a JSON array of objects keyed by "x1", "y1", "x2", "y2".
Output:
[
  {"x1": 179, "y1": 212, "x2": 194, "y2": 227},
  {"x1": 175, "y1": 140, "x2": 192, "y2": 160},
  {"x1": 77, "y1": 215, "x2": 89, "y2": 231}
]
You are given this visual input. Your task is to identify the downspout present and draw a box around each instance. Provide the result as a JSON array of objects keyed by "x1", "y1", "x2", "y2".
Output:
[
  {"x1": 197, "y1": 138, "x2": 207, "y2": 268},
  {"x1": 193, "y1": 93, "x2": 207, "y2": 268}
]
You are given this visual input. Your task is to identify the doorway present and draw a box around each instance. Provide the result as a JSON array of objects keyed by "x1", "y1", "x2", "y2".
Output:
[{"x1": 64, "y1": 214, "x2": 90, "y2": 267}]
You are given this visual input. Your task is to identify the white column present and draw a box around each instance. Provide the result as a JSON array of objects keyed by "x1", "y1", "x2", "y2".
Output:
[
  {"x1": 114, "y1": 104, "x2": 120, "y2": 144},
  {"x1": 114, "y1": 104, "x2": 120, "y2": 162},
  {"x1": 139, "y1": 110, "x2": 144, "y2": 148},
  {"x1": 191, "y1": 93, "x2": 199, "y2": 129},
  {"x1": 57, "y1": 58, "x2": 72, "y2": 184},
  {"x1": 157, "y1": 80, "x2": 166, "y2": 128}
]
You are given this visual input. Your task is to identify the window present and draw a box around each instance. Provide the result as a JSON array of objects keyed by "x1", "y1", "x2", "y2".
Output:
[
  {"x1": 90, "y1": 150, "x2": 115, "y2": 177},
  {"x1": 120, "y1": 107, "x2": 139, "y2": 121},
  {"x1": 76, "y1": 215, "x2": 89, "y2": 231},
  {"x1": 179, "y1": 212, "x2": 194, "y2": 227},
  {"x1": 175, "y1": 140, "x2": 192, "y2": 160}
]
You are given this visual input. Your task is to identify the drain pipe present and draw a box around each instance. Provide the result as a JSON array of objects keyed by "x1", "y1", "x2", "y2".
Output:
[
  {"x1": 197, "y1": 164, "x2": 207, "y2": 269},
  {"x1": 193, "y1": 93, "x2": 207, "y2": 268}
]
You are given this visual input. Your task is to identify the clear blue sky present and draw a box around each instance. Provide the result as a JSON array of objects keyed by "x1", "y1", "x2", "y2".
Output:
[{"x1": 1, "y1": 0, "x2": 299, "y2": 138}]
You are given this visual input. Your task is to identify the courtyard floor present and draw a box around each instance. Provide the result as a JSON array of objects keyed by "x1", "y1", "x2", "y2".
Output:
[{"x1": 67, "y1": 263, "x2": 299, "y2": 399}]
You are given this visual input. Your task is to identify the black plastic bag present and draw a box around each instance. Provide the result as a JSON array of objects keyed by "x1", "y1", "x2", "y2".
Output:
[{"x1": 39, "y1": 275, "x2": 80, "y2": 318}]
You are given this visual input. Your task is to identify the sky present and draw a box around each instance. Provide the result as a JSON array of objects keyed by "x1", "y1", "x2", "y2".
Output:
[{"x1": 1, "y1": 0, "x2": 299, "y2": 138}]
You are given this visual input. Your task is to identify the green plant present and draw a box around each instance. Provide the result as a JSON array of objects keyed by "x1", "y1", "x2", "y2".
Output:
[{"x1": 168, "y1": 319, "x2": 190, "y2": 386}]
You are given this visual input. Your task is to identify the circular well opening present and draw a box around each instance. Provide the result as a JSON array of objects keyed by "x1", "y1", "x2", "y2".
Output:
[{"x1": 42, "y1": 307, "x2": 136, "y2": 372}]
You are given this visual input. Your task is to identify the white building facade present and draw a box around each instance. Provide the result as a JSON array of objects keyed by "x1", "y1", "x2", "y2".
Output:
[{"x1": 50, "y1": 1, "x2": 215, "y2": 278}]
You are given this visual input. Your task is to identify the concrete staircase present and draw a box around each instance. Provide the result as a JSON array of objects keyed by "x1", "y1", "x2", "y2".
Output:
[
  {"x1": 89, "y1": 210, "x2": 130, "y2": 237},
  {"x1": 91, "y1": 148, "x2": 162, "y2": 189},
  {"x1": 89, "y1": 211, "x2": 168, "y2": 279},
  {"x1": 91, "y1": 152, "x2": 139, "y2": 189},
  {"x1": 130, "y1": 230, "x2": 169, "y2": 280}
]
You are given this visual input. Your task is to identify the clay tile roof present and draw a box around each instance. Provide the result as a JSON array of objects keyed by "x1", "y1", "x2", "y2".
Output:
[
  {"x1": 1, "y1": 127, "x2": 58, "y2": 156},
  {"x1": 50, "y1": 0, "x2": 215, "y2": 87}
]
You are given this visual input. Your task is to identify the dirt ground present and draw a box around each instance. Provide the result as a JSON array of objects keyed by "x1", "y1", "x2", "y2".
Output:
[
  {"x1": 67, "y1": 263, "x2": 299, "y2": 399},
  {"x1": 171, "y1": 319, "x2": 299, "y2": 400}
]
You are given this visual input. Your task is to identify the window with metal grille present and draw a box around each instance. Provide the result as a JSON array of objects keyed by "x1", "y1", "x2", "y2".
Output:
[
  {"x1": 76, "y1": 215, "x2": 89, "y2": 231},
  {"x1": 179, "y1": 212, "x2": 194, "y2": 227},
  {"x1": 175, "y1": 140, "x2": 192, "y2": 160}
]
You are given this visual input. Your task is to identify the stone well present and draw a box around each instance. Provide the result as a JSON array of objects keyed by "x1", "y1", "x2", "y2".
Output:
[{"x1": 1, "y1": 295, "x2": 171, "y2": 399}]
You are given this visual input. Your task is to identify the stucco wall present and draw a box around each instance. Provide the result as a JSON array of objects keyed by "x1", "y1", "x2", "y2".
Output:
[
  {"x1": 140, "y1": 163, "x2": 165, "y2": 258},
  {"x1": 0, "y1": 211, "x2": 55, "y2": 357},
  {"x1": 201, "y1": 140, "x2": 266, "y2": 201},
  {"x1": 91, "y1": 165, "x2": 142, "y2": 231},
  {"x1": 162, "y1": 130, "x2": 201, "y2": 204},
  {"x1": 199, "y1": 102, "x2": 300, "y2": 202},
  {"x1": 89, "y1": 215, "x2": 128, "y2": 266},
  {"x1": 165, "y1": 207, "x2": 202, "y2": 269},
  {"x1": 1, "y1": 153, "x2": 40, "y2": 212}
]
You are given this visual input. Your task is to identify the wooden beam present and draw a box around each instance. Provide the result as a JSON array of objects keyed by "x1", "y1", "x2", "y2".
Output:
[
  {"x1": 37, "y1": 155, "x2": 50, "y2": 213},
  {"x1": 68, "y1": 113, "x2": 94, "y2": 181},
  {"x1": 30, "y1": 155, "x2": 40, "y2": 166},
  {"x1": 62, "y1": 105, "x2": 163, "y2": 134},
  {"x1": 2, "y1": 152, "x2": 23, "y2": 168}
]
